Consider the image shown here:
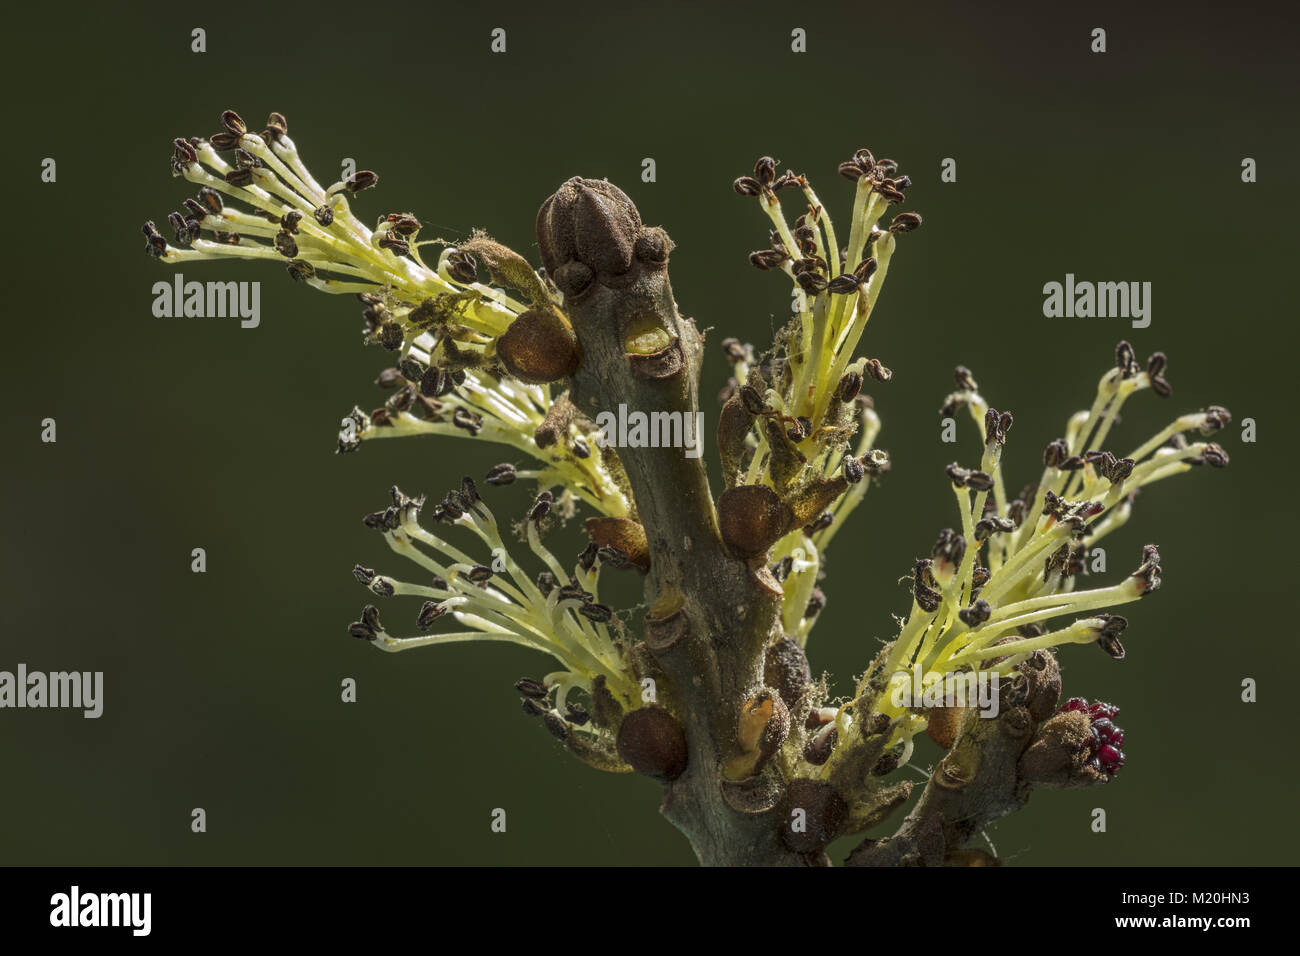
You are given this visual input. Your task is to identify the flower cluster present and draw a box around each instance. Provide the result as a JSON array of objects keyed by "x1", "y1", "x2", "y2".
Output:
[
  {"x1": 818, "y1": 342, "x2": 1229, "y2": 772},
  {"x1": 719, "y1": 152, "x2": 919, "y2": 644},
  {"x1": 142, "y1": 109, "x2": 628, "y2": 518},
  {"x1": 345, "y1": 479, "x2": 639, "y2": 767}
]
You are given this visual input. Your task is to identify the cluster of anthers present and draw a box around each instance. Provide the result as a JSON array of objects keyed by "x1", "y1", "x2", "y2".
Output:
[
  {"x1": 715, "y1": 151, "x2": 920, "y2": 641},
  {"x1": 142, "y1": 109, "x2": 628, "y2": 520},
  {"x1": 819, "y1": 343, "x2": 1229, "y2": 778}
]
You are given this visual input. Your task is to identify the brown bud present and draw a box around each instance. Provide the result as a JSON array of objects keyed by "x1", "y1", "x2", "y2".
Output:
[
  {"x1": 615, "y1": 706, "x2": 688, "y2": 782},
  {"x1": 925, "y1": 705, "x2": 966, "y2": 749},
  {"x1": 584, "y1": 516, "x2": 650, "y2": 572},
  {"x1": 764, "y1": 636, "x2": 811, "y2": 709},
  {"x1": 496, "y1": 308, "x2": 582, "y2": 384},
  {"x1": 717, "y1": 485, "x2": 794, "y2": 559},
  {"x1": 717, "y1": 392, "x2": 757, "y2": 488},
  {"x1": 1018, "y1": 649, "x2": 1062, "y2": 722},
  {"x1": 536, "y1": 177, "x2": 642, "y2": 279},
  {"x1": 1018, "y1": 710, "x2": 1098, "y2": 787},
  {"x1": 782, "y1": 779, "x2": 848, "y2": 854},
  {"x1": 459, "y1": 233, "x2": 548, "y2": 305}
]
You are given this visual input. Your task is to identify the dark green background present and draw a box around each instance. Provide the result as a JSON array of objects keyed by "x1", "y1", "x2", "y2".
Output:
[{"x1": 3, "y1": 1, "x2": 1296, "y2": 865}]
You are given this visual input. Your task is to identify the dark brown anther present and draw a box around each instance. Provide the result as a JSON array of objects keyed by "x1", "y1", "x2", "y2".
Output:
[
  {"x1": 418, "y1": 367, "x2": 451, "y2": 398},
  {"x1": 804, "y1": 724, "x2": 838, "y2": 764},
  {"x1": 1131, "y1": 544, "x2": 1162, "y2": 594},
  {"x1": 141, "y1": 221, "x2": 168, "y2": 258},
  {"x1": 984, "y1": 407, "x2": 1013, "y2": 445},
  {"x1": 839, "y1": 160, "x2": 864, "y2": 181},
  {"x1": 616, "y1": 706, "x2": 688, "y2": 782},
  {"x1": 721, "y1": 337, "x2": 749, "y2": 363},
  {"x1": 889, "y1": 212, "x2": 923, "y2": 233},
  {"x1": 528, "y1": 491, "x2": 554, "y2": 525},
  {"x1": 958, "y1": 599, "x2": 992, "y2": 628},
  {"x1": 932, "y1": 528, "x2": 967, "y2": 568},
  {"x1": 838, "y1": 370, "x2": 863, "y2": 401},
  {"x1": 578, "y1": 602, "x2": 614, "y2": 623},
  {"x1": 194, "y1": 188, "x2": 222, "y2": 217},
  {"x1": 749, "y1": 248, "x2": 788, "y2": 271},
  {"x1": 168, "y1": 212, "x2": 200, "y2": 245},
  {"x1": 445, "y1": 250, "x2": 478, "y2": 284},
  {"x1": 543, "y1": 713, "x2": 570, "y2": 740},
  {"x1": 1115, "y1": 340, "x2": 1139, "y2": 378},
  {"x1": 208, "y1": 130, "x2": 241, "y2": 151},
  {"x1": 377, "y1": 321, "x2": 403, "y2": 351},
  {"x1": 795, "y1": 271, "x2": 828, "y2": 295},
  {"x1": 273, "y1": 231, "x2": 298, "y2": 258},
  {"x1": 378, "y1": 233, "x2": 410, "y2": 256},
  {"x1": 804, "y1": 588, "x2": 826, "y2": 619},
  {"x1": 1043, "y1": 437, "x2": 1070, "y2": 467},
  {"x1": 843, "y1": 455, "x2": 866, "y2": 484},
  {"x1": 263, "y1": 111, "x2": 288, "y2": 141},
  {"x1": 535, "y1": 571, "x2": 556, "y2": 598},
  {"x1": 484, "y1": 463, "x2": 517, "y2": 486},
  {"x1": 974, "y1": 515, "x2": 1016, "y2": 541},
  {"x1": 345, "y1": 170, "x2": 379, "y2": 194},
  {"x1": 827, "y1": 273, "x2": 861, "y2": 295},
  {"x1": 416, "y1": 600, "x2": 447, "y2": 630},
  {"x1": 864, "y1": 358, "x2": 892, "y2": 383},
  {"x1": 224, "y1": 168, "x2": 254, "y2": 188},
  {"x1": 451, "y1": 407, "x2": 482, "y2": 434},
  {"x1": 386, "y1": 386, "x2": 414, "y2": 414},
  {"x1": 170, "y1": 137, "x2": 197, "y2": 172},
  {"x1": 854, "y1": 257, "x2": 879, "y2": 282},
  {"x1": 733, "y1": 176, "x2": 763, "y2": 197},
  {"x1": 221, "y1": 109, "x2": 247, "y2": 135},
  {"x1": 913, "y1": 560, "x2": 942, "y2": 612},
  {"x1": 754, "y1": 156, "x2": 777, "y2": 187},
  {"x1": 1202, "y1": 442, "x2": 1229, "y2": 468},
  {"x1": 282, "y1": 257, "x2": 314, "y2": 280},
  {"x1": 386, "y1": 213, "x2": 422, "y2": 237},
  {"x1": 233, "y1": 148, "x2": 261, "y2": 170},
  {"x1": 397, "y1": 357, "x2": 425, "y2": 382},
  {"x1": 1146, "y1": 352, "x2": 1172, "y2": 397},
  {"x1": 1200, "y1": 405, "x2": 1232, "y2": 434},
  {"x1": 954, "y1": 365, "x2": 979, "y2": 391},
  {"x1": 785, "y1": 416, "x2": 811, "y2": 442},
  {"x1": 314, "y1": 204, "x2": 335, "y2": 226}
]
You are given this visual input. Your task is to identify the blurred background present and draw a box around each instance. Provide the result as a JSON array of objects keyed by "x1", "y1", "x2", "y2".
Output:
[{"x1": 2, "y1": 0, "x2": 1296, "y2": 865}]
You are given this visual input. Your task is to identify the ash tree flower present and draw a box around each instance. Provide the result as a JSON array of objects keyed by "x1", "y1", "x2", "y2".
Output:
[{"x1": 141, "y1": 113, "x2": 1231, "y2": 866}]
